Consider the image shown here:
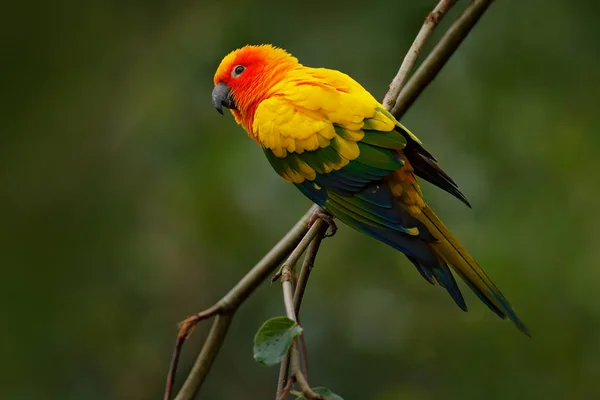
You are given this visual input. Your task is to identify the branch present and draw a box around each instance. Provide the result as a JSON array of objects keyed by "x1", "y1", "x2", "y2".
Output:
[
  {"x1": 164, "y1": 305, "x2": 220, "y2": 398},
  {"x1": 173, "y1": 314, "x2": 232, "y2": 400},
  {"x1": 294, "y1": 233, "x2": 325, "y2": 318},
  {"x1": 271, "y1": 218, "x2": 329, "y2": 283},
  {"x1": 277, "y1": 375, "x2": 296, "y2": 400},
  {"x1": 294, "y1": 235, "x2": 325, "y2": 379},
  {"x1": 276, "y1": 351, "x2": 292, "y2": 399},
  {"x1": 382, "y1": 0, "x2": 458, "y2": 110},
  {"x1": 275, "y1": 225, "x2": 326, "y2": 399},
  {"x1": 390, "y1": 0, "x2": 496, "y2": 118},
  {"x1": 279, "y1": 255, "x2": 326, "y2": 400},
  {"x1": 166, "y1": 205, "x2": 318, "y2": 400},
  {"x1": 290, "y1": 343, "x2": 321, "y2": 399}
]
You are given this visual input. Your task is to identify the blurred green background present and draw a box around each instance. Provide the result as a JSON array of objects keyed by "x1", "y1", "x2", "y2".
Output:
[{"x1": 2, "y1": 1, "x2": 599, "y2": 399}]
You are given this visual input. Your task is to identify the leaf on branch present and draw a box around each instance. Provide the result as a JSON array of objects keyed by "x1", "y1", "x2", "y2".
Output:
[
  {"x1": 253, "y1": 316, "x2": 303, "y2": 366},
  {"x1": 297, "y1": 387, "x2": 344, "y2": 400}
]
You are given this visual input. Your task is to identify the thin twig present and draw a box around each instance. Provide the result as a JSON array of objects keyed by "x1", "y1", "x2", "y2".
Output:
[
  {"x1": 164, "y1": 303, "x2": 222, "y2": 399},
  {"x1": 298, "y1": 334, "x2": 309, "y2": 380},
  {"x1": 278, "y1": 375, "x2": 296, "y2": 400},
  {"x1": 390, "y1": 0, "x2": 496, "y2": 118},
  {"x1": 275, "y1": 224, "x2": 327, "y2": 399},
  {"x1": 166, "y1": 205, "x2": 318, "y2": 400},
  {"x1": 293, "y1": 233, "x2": 325, "y2": 317},
  {"x1": 275, "y1": 353, "x2": 291, "y2": 400},
  {"x1": 174, "y1": 314, "x2": 233, "y2": 400},
  {"x1": 271, "y1": 219, "x2": 328, "y2": 283},
  {"x1": 279, "y1": 254, "x2": 326, "y2": 400},
  {"x1": 291, "y1": 343, "x2": 324, "y2": 400},
  {"x1": 294, "y1": 230, "x2": 326, "y2": 380},
  {"x1": 281, "y1": 265, "x2": 296, "y2": 320},
  {"x1": 383, "y1": 0, "x2": 458, "y2": 110}
]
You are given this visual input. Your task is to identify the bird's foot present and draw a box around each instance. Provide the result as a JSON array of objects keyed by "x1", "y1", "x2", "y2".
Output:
[{"x1": 309, "y1": 207, "x2": 337, "y2": 238}]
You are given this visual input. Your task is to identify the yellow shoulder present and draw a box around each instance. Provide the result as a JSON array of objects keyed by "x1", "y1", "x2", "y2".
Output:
[
  {"x1": 253, "y1": 95, "x2": 336, "y2": 157},
  {"x1": 253, "y1": 67, "x2": 396, "y2": 158}
]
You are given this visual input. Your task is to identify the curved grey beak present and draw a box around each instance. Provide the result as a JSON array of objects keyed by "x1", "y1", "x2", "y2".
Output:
[{"x1": 212, "y1": 82, "x2": 236, "y2": 114}]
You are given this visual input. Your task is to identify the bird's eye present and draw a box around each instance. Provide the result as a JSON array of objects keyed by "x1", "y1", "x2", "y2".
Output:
[{"x1": 232, "y1": 65, "x2": 246, "y2": 78}]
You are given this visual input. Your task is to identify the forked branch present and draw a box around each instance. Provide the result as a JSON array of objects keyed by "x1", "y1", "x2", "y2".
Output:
[
  {"x1": 383, "y1": 0, "x2": 458, "y2": 110},
  {"x1": 275, "y1": 224, "x2": 327, "y2": 399},
  {"x1": 166, "y1": 206, "x2": 318, "y2": 400},
  {"x1": 278, "y1": 247, "x2": 326, "y2": 400},
  {"x1": 389, "y1": 0, "x2": 496, "y2": 118}
]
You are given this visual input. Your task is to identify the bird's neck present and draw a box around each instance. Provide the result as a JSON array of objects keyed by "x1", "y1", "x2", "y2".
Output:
[{"x1": 237, "y1": 64, "x2": 301, "y2": 144}]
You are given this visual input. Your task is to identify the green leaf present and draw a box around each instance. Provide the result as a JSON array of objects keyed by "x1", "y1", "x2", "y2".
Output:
[
  {"x1": 297, "y1": 387, "x2": 344, "y2": 400},
  {"x1": 253, "y1": 316, "x2": 302, "y2": 366}
]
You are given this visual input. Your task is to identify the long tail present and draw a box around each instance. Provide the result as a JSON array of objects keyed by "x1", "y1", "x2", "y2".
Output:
[{"x1": 418, "y1": 205, "x2": 530, "y2": 336}]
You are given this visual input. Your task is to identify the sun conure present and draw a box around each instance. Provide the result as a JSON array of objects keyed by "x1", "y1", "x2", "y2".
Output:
[{"x1": 212, "y1": 44, "x2": 528, "y2": 335}]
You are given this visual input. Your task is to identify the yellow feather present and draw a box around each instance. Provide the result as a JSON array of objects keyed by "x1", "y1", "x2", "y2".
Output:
[
  {"x1": 278, "y1": 167, "x2": 292, "y2": 182},
  {"x1": 299, "y1": 135, "x2": 319, "y2": 152},
  {"x1": 342, "y1": 121, "x2": 364, "y2": 131},
  {"x1": 296, "y1": 158, "x2": 316, "y2": 180},
  {"x1": 319, "y1": 123, "x2": 336, "y2": 140},
  {"x1": 330, "y1": 136, "x2": 359, "y2": 161},
  {"x1": 344, "y1": 129, "x2": 365, "y2": 141},
  {"x1": 364, "y1": 109, "x2": 396, "y2": 131},
  {"x1": 333, "y1": 157, "x2": 350, "y2": 171},
  {"x1": 285, "y1": 169, "x2": 304, "y2": 184},
  {"x1": 317, "y1": 133, "x2": 330, "y2": 148},
  {"x1": 287, "y1": 138, "x2": 296, "y2": 153}
]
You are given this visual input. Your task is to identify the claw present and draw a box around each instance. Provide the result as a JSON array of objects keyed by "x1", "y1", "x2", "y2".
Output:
[{"x1": 308, "y1": 207, "x2": 337, "y2": 237}]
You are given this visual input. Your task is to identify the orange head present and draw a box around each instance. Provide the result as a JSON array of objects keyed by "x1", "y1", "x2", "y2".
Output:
[{"x1": 212, "y1": 45, "x2": 299, "y2": 128}]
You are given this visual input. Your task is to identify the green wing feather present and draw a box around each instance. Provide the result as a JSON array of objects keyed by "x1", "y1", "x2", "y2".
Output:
[
  {"x1": 263, "y1": 113, "x2": 427, "y2": 240},
  {"x1": 261, "y1": 105, "x2": 530, "y2": 334}
]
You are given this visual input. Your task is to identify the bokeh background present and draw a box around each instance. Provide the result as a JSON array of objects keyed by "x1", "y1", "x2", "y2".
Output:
[{"x1": 3, "y1": 1, "x2": 600, "y2": 399}]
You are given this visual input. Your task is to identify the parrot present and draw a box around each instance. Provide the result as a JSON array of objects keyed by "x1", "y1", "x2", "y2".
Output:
[{"x1": 211, "y1": 44, "x2": 529, "y2": 335}]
